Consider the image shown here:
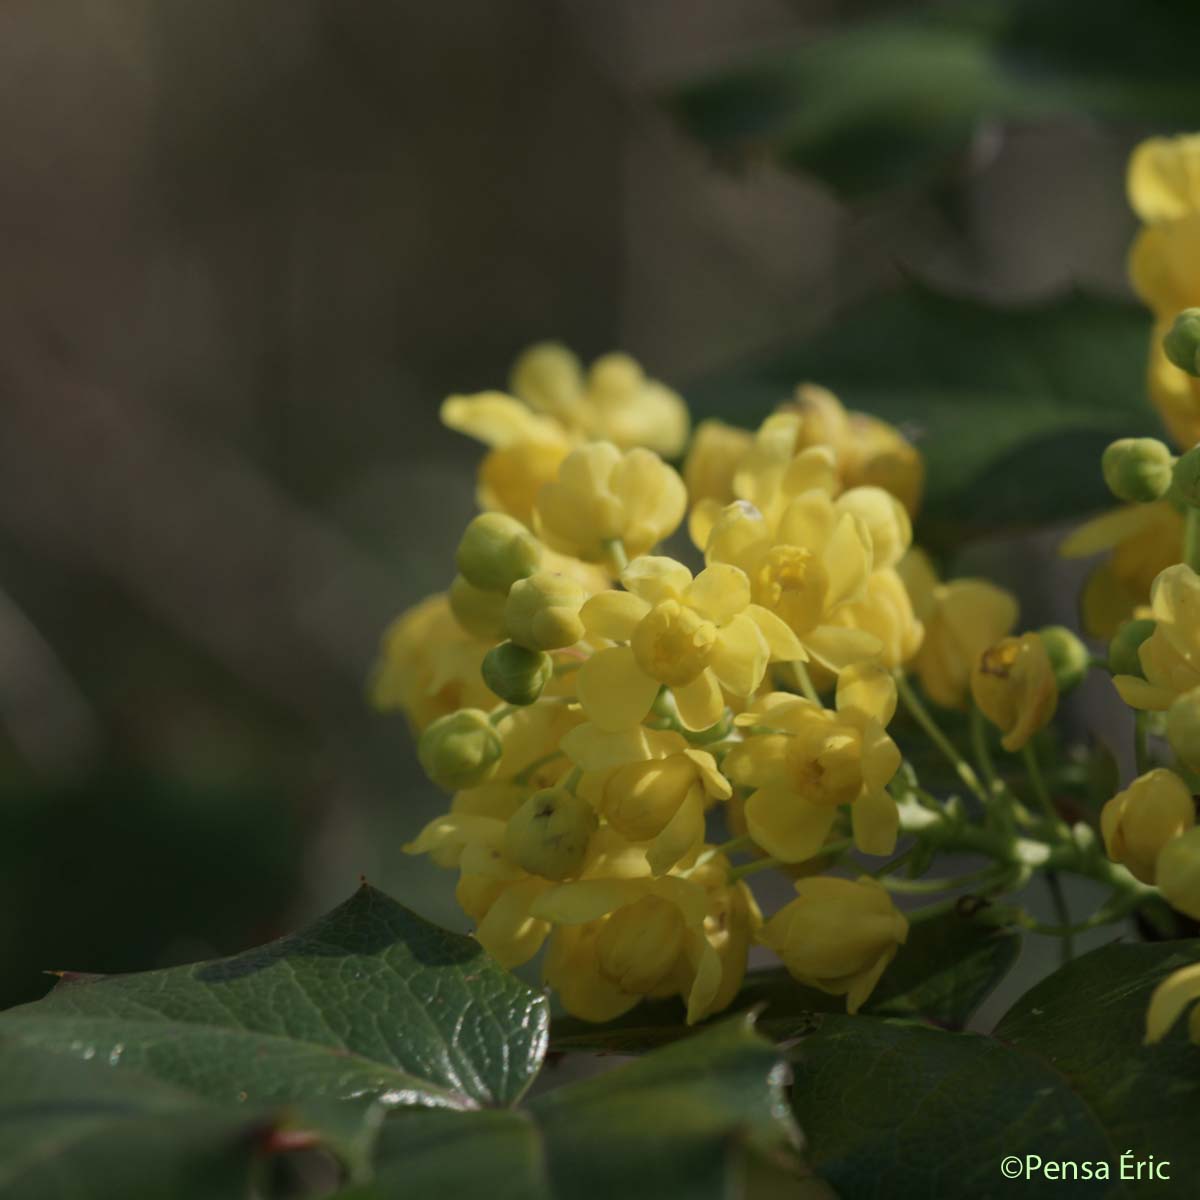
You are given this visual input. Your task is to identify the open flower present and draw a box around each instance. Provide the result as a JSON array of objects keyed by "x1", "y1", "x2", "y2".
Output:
[
  {"x1": 576, "y1": 557, "x2": 803, "y2": 732},
  {"x1": 1114, "y1": 564, "x2": 1200, "y2": 710},
  {"x1": 969, "y1": 633, "x2": 1058, "y2": 752},
  {"x1": 725, "y1": 663, "x2": 903, "y2": 860}
]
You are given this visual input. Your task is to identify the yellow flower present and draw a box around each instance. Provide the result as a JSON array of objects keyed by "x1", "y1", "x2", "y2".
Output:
[
  {"x1": 1127, "y1": 135, "x2": 1200, "y2": 448},
  {"x1": 900, "y1": 549, "x2": 1018, "y2": 709},
  {"x1": 534, "y1": 442, "x2": 687, "y2": 563},
  {"x1": 701, "y1": 485, "x2": 883, "y2": 672},
  {"x1": 828, "y1": 566, "x2": 924, "y2": 671},
  {"x1": 725, "y1": 663, "x2": 903, "y2": 861},
  {"x1": 576, "y1": 557, "x2": 804, "y2": 732},
  {"x1": 1060, "y1": 501, "x2": 1183, "y2": 639},
  {"x1": 369, "y1": 593, "x2": 497, "y2": 730},
  {"x1": 759, "y1": 875, "x2": 908, "y2": 1013},
  {"x1": 969, "y1": 633, "x2": 1058, "y2": 752},
  {"x1": 683, "y1": 418, "x2": 755, "y2": 505},
  {"x1": 534, "y1": 852, "x2": 755, "y2": 1024},
  {"x1": 1145, "y1": 962, "x2": 1200, "y2": 1045},
  {"x1": 1100, "y1": 768, "x2": 1195, "y2": 885},
  {"x1": 1157, "y1": 828, "x2": 1200, "y2": 920},
  {"x1": 1114, "y1": 564, "x2": 1200, "y2": 711}
]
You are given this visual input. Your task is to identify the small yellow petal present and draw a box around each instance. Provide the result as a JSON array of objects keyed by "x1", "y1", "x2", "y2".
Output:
[
  {"x1": 621, "y1": 555, "x2": 693, "y2": 604},
  {"x1": 805, "y1": 624, "x2": 882, "y2": 672},
  {"x1": 685, "y1": 935, "x2": 724, "y2": 1025},
  {"x1": 476, "y1": 879, "x2": 552, "y2": 967},
  {"x1": 441, "y1": 392, "x2": 563, "y2": 448},
  {"x1": 673, "y1": 669, "x2": 726, "y2": 731},
  {"x1": 580, "y1": 590, "x2": 651, "y2": 642},
  {"x1": 1114, "y1": 674, "x2": 1176, "y2": 712},
  {"x1": 578, "y1": 645, "x2": 661, "y2": 731},
  {"x1": 646, "y1": 794, "x2": 706, "y2": 875},
  {"x1": 682, "y1": 748, "x2": 733, "y2": 799},
  {"x1": 837, "y1": 662, "x2": 898, "y2": 726},
  {"x1": 685, "y1": 563, "x2": 751, "y2": 623},
  {"x1": 1060, "y1": 505, "x2": 1159, "y2": 559},
  {"x1": 560, "y1": 722, "x2": 653, "y2": 771},
  {"x1": 744, "y1": 786, "x2": 838, "y2": 863},
  {"x1": 852, "y1": 788, "x2": 900, "y2": 857},
  {"x1": 746, "y1": 604, "x2": 807, "y2": 661},
  {"x1": 1145, "y1": 962, "x2": 1200, "y2": 1044},
  {"x1": 709, "y1": 613, "x2": 769, "y2": 697},
  {"x1": 532, "y1": 878, "x2": 644, "y2": 924}
]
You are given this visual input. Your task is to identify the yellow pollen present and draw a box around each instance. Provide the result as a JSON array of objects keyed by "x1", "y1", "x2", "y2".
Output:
[
  {"x1": 753, "y1": 545, "x2": 829, "y2": 635},
  {"x1": 631, "y1": 600, "x2": 717, "y2": 687}
]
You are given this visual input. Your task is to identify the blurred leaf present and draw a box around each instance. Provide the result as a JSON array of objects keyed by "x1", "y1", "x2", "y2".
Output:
[
  {"x1": 668, "y1": 0, "x2": 1200, "y2": 198},
  {"x1": 689, "y1": 287, "x2": 1155, "y2": 547},
  {"x1": 551, "y1": 912, "x2": 1019, "y2": 1051},
  {"x1": 0, "y1": 885, "x2": 549, "y2": 1117},
  {"x1": 336, "y1": 1016, "x2": 811, "y2": 1200}
]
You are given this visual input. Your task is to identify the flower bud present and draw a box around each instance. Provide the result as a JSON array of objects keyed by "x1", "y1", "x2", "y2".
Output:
[
  {"x1": 1100, "y1": 767, "x2": 1195, "y2": 884},
  {"x1": 1101, "y1": 438, "x2": 1174, "y2": 503},
  {"x1": 596, "y1": 894, "x2": 684, "y2": 993},
  {"x1": 1037, "y1": 625, "x2": 1089, "y2": 695},
  {"x1": 1168, "y1": 685, "x2": 1200, "y2": 773},
  {"x1": 504, "y1": 786, "x2": 598, "y2": 880},
  {"x1": 835, "y1": 487, "x2": 911, "y2": 570},
  {"x1": 417, "y1": 708, "x2": 503, "y2": 791},
  {"x1": 1172, "y1": 444, "x2": 1200, "y2": 507},
  {"x1": 969, "y1": 633, "x2": 1057, "y2": 752},
  {"x1": 505, "y1": 571, "x2": 586, "y2": 650},
  {"x1": 760, "y1": 876, "x2": 907, "y2": 1013},
  {"x1": 1157, "y1": 827, "x2": 1200, "y2": 920},
  {"x1": 481, "y1": 641, "x2": 552, "y2": 706},
  {"x1": 1164, "y1": 308, "x2": 1200, "y2": 377},
  {"x1": 456, "y1": 512, "x2": 541, "y2": 593},
  {"x1": 448, "y1": 575, "x2": 507, "y2": 640},
  {"x1": 1108, "y1": 617, "x2": 1156, "y2": 678}
]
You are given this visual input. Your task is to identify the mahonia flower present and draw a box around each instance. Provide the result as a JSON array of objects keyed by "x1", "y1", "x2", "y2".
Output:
[
  {"x1": 1146, "y1": 963, "x2": 1200, "y2": 1045},
  {"x1": 900, "y1": 549, "x2": 1018, "y2": 709},
  {"x1": 1127, "y1": 135, "x2": 1200, "y2": 449},
  {"x1": 1113, "y1": 564, "x2": 1200, "y2": 710},
  {"x1": 534, "y1": 442, "x2": 687, "y2": 564},
  {"x1": 1060, "y1": 501, "x2": 1183, "y2": 639},
  {"x1": 576, "y1": 556, "x2": 803, "y2": 732},
  {"x1": 759, "y1": 876, "x2": 908, "y2": 1013},
  {"x1": 534, "y1": 851, "x2": 757, "y2": 1024},
  {"x1": 827, "y1": 567, "x2": 924, "y2": 672},
  {"x1": 1100, "y1": 768, "x2": 1195, "y2": 884},
  {"x1": 725, "y1": 663, "x2": 903, "y2": 860},
  {"x1": 969, "y1": 633, "x2": 1058, "y2": 752}
]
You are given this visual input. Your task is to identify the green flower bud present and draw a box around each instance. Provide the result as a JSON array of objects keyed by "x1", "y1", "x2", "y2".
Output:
[
  {"x1": 417, "y1": 708, "x2": 502, "y2": 791},
  {"x1": 482, "y1": 641, "x2": 552, "y2": 706},
  {"x1": 1168, "y1": 685, "x2": 1200, "y2": 773},
  {"x1": 1172, "y1": 445, "x2": 1200, "y2": 508},
  {"x1": 1108, "y1": 618, "x2": 1156, "y2": 678},
  {"x1": 1037, "y1": 625, "x2": 1089, "y2": 694},
  {"x1": 1157, "y1": 827, "x2": 1200, "y2": 921},
  {"x1": 504, "y1": 786, "x2": 598, "y2": 880},
  {"x1": 1164, "y1": 308, "x2": 1200, "y2": 377},
  {"x1": 456, "y1": 513, "x2": 541, "y2": 593},
  {"x1": 449, "y1": 574, "x2": 507, "y2": 640},
  {"x1": 505, "y1": 571, "x2": 586, "y2": 650},
  {"x1": 1101, "y1": 437, "x2": 1173, "y2": 503}
]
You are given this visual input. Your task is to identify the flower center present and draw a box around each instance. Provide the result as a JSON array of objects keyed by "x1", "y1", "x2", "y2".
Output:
[
  {"x1": 631, "y1": 600, "x2": 716, "y2": 687},
  {"x1": 786, "y1": 723, "x2": 863, "y2": 808},
  {"x1": 752, "y1": 545, "x2": 829, "y2": 635}
]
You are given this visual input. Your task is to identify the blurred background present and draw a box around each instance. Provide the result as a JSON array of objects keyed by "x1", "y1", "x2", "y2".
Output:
[{"x1": 1, "y1": 0, "x2": 1197, "y2": 1013}]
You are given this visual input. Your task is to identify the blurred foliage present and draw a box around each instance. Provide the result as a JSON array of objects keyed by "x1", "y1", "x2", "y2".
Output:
[
  {"x1": 668, "y1": 0, "x2": 1200, "y2": 198},
  {"x1": 689, "y1": 286, "x2": 1156, "y2": 548}
]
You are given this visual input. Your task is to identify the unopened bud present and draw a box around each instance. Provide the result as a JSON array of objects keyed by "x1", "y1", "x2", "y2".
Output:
[
  {"x1": 482, "y1": 641, "x2": 552, "y2": 706},
  {"x1": 505, "y1": 571, "x2": 586, "y2": 650},
  {"x1": 1037, "y1": 625, "x2": 1089, "y2": 694},
  {"x1": 448, "y1": 575, "x2": 507, "y2": 640},
  {"x1": 456, "y1": 513, "x2": 541, "y2": 593},
  {"x1": 1108, "y1": 617, "x2": 1156, "y2": 678},
  {"x1": 417, "y1": 708, "x2": 503, "y2": 791},
  {"x1": 596, "y1": 895, "x2": 682, "y2": 993},
  {"x1": 504, "y1": 786, "x2": 597, "y2": 880},
  {"x1": 1157, "y1": 827, "x2": 1200, "y2": 920},
  {"x1": 1101, "y1": 438, "x2": 1173, "y2": 503},
  {"x1": 1168, "y1": 685, "x2": 1200, "y2": 774},
  {"x1": 1172, "y1": 445, "x2": 1200, "y2": 508},
  {"x1": 1100, "y1": 767, "x2": 1194, "y2": 884},
  {"x1": 1164, "y1": 308, "x2": 1200, "y2": 377}
]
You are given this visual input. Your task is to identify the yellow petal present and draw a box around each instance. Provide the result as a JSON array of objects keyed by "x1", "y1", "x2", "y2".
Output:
[
  {"x1": 673, "y1": 669, "x2": 726, "y2": 731},
  {"x1": 852, "y1": 788, "x2": 900, "y2": 857},
  {"x1": 805, "y1": 624, "x2": 881, "y2": 672},
  {"x1": 621, "y1": 555, "x2": 693, "y2": 604},
  {"x1": 475, "y1": 879, "x2": 552, "y2": 967},
  {"x1": 688, "y1": 498, "x2": 724, "y2": 553},
  {"x1": 646, "y1": 794, "x2": 706, "y2": 875},
  {"x1": 744, "y1": 786, "x2": 838, "y2": 863},
  {"x1": 560, "y1": 722, "x2": 652, "y2": 771},
  {"x1": 684, "y1": 935, "x2": 724, "y2": 1025},
  {"x1": 403, "y1": 814, "x2": 506, "y2": 858},
  {"x1": 746, "y1": 604, "x2": 807, "y2": 661},
  {"x1": 578, "y1": 645, "x2": 661, "y2": 731},
  {"x1": 861, "y1": 722, "x2": 902, "y2": 793},
  {"x1": 581, "y1": 590, "x2": 651, "y2": 642},
  {"x1": 1114, "y1": 674, "x2": 1176, "y2": 712},
  {"x1": 1060, "y1": 505, "x2": 1159, "y2": 558},
  {"x1": 682, "y1": 748, "x2": 733, "y2": 799},
  {"x1": 1127, "y1": 135, "x2": 1200, "y2": 223},
  {"x1": 824, "y1": 512, "x2": 873, "y2": 607},
  {"x1": 705, "y1": 502, "x2": 770, "y2": 569},
  {"x1": 846, "y1": 947, "x2": 898, "y2": 1014},
  {"x1": 532, "y1": 878, "x2": 645, "y2": 924},
  {"x1": 709, "y1": 613, "x2": 769, "y2": 697},
  {"x1": 837, "y1": 661, "x2": 897, "y2": 726},
  {"x1": 780, "y1": 445, "x2": 838, "y2": 498},
  {"x1": 440, "y1": 392, "x2": 563, "y2": 448},
  {"x1": 685, "y1": 563, "x2": 751, "y2": 623},
  {"x1": 1145, "y1": 962, "x2": 1200, "y2": 1044}
]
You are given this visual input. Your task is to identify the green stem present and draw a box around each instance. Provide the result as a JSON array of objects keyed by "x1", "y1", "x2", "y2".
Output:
[
  {"x1": 603, "y1": 538, "x2": 629, "y2": 576},
  {"x1": 877, "y1": 862, "x2": 1009, "y2": 895},
  {"x1": 489, "y1": 703, "x2": 518, "y2": 725},
  {"x1": 1134, "y1": 711, "x2": 1151, "y2": 777},
  {"x1": 512, "y1": 750, "x2": 565, "y2": 785},
  {"x1": 1021, "y1": 742, "x2": 1068, "y2": 837},
  {"x1": 1184, "y1": 506, "x2": 1200, "y2": 572},
  {"x1": 728, "y1": 856, "x2": 783, "y2": 882},
  {"x1": 893, "y1": 671, "x2": 988, "y2": 806},
  {"x1": 867, "y1": 845, "x2": 916, "y2": 878},
  {"x1": 562, "y1": 766, "x2": 583, "y2": 794},
  {"x1": 711, "y1": 833, "x2": 755, "y2": 859},
  {"x1": 793, "y1": 660, "x2": 822, "y2": 705},
  {"x1": 1044, "y1": 871, "x2": 1075, "y2": 962}
]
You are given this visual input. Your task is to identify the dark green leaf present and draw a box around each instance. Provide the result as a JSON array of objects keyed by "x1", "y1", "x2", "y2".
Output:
[{"x1": 0, "y1": 884, "x2": 548, "y2": 1113}]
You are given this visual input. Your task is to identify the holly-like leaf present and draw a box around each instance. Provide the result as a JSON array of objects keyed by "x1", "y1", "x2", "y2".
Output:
[
  {"x1": 336, "y1": 1016, "x2": 814, "y2": 1200},
  {"x1": 0, "y1": 885, "x2": 549, "y2": 1114},
  {"x1": 551, "y1": 912, "x2": 1019, "y2": 1052}
]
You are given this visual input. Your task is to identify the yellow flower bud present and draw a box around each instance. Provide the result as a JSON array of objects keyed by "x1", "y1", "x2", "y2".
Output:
[
  {"x1": 760, "y1": 876, "x2": 907, "y2": 1013},
  {"x1": 504, "y1": 786, "x2": 598, "y2": 880},
  {"x1": 601, "y1": 756, "x2": 700, "y2": 842},
  {"x1": 505, "y1": 571, "x2": 586, "y2": 650},
  {"x1": 456, "y1": 512, "x2": 541, "y2": 593},
  {"x1": 1036, "y1": 625, "x2": 1089, "y2": 694},
  {"x1": 1108, "y1": 617, "x2": 1156, "y2": 678},
  {"x1": 448, "y1": 574, "x2": 507, "y2": 640},
  {"x1": 1157, "y1": 827, "x2": 1200, "y2": 920},
  {"x1": 1101, "y1": 438, "x2": 1174, "y2": 503},
  {"x1": 1100, "y1": 768, "x2": 1195, "y2": 884},
  {"x1": 1164, "y1": 309, "x2": 1200, "y2": 377},
  {"x1": 481, "y1": 641, "x2": 552, "y2": 706},
  {"x1": 683, "y1": 419, "x2": 754, "y2": 505},
  {"x1": 969, "y1": 633, "x2": 1057, "y2": 752},
  {"x1": 835, "y1": 487, "x2": 912, "y2": 570},
  {"x1": 417, "y1": 708, "x2": 503, "y2": 791},
  {"x1": 595, "y1": 894, "x2": 685, "y2": 994}
]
